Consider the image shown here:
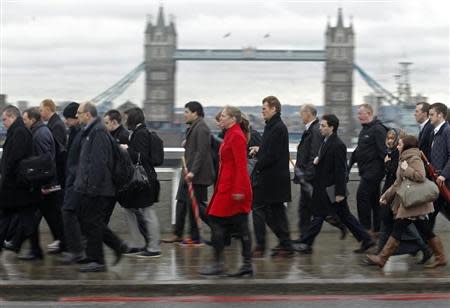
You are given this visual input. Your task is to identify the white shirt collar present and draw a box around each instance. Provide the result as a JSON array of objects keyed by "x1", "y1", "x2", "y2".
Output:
[
  {"x1": 305, "y1": 119, "x2": 316, "y2": 131},
  {"x1": 434, "y1": 120, "x2": 445, "y2": 135},
  {"x1": 419, "y1": 118, "x2": 429, "y2": 132}
]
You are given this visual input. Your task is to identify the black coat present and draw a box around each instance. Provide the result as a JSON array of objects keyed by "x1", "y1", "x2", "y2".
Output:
[
  {"x1": 419, "y1": 120, "x2": 433, "y2": 160},
  {"x1": 65, "y1": 126, "x2": 82, "y2": 190},
  {"x1": 121, "y1": 124, "x2": 159, "y2": 208},
  {"x1": 253, "y1": 113, "x2": 291, "y2": 204},
  {"x1": 31, "y1": 121, "x2": 56, "y2": 159},
  {"x1": 382, "y1": 148, "x2": 399, "y2": 193},
  {"x1": 430, "y1": 121, "x2": 450, "y2": 187},
  {"x1": 48, "y1": 113, "x2": 67, "y2": 186},
  {"x1": 311, "y1": 133, "x2": 347, "y2": 217},
  {"x1": 74, "y1": 117, "x2": 115, "y2": 197},
  {"x1": 0, "y1": 117, "x2": 33, "y2": 209},
  {"x1": 294, "y1": 119, "x2": 322, "y2": 182},
  {"x1": 350, "y1": 117, "x2": 388, "y2": 181},
  {"x1": 111, "y1": 125, "x2": 130, "y2": 145}
]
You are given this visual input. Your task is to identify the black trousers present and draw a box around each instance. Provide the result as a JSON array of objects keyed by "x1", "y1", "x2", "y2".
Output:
[
  {"x1": 252, "y1": 202, "x2": 292, "y2": 250},
  {"x1": 356, "y1": 177, "x2": 382, "y2": 232},
  {"x1": 0, "y1": 208, "x2": 36, "y2": 253},
  {"x1": 174, "y1": 184, "x2": 208, "y2": 241},
  {"x1": 27, "y1": 192, "x2": 66, "y2": 254},
  {"x1": 297, "y1": 185, "x2": 313, "y2": 238},
  {"x1": 378, "y1": 204, "x2": 427, "y2": 255},
  {"x1": 429, "y1": 196, "x2": 450, "y2": 230},
  {"x1": 391, "y1": 217, "x2": 435, "y2": 242},
  {"x1": 301, "y1": 199, "x2": 372, "y2": 246},
  {"x1": 102, "y1": 199, "x2": 125, "y2": 253},
  {"x1": 209, "y1": 214, "x2": 252, "y2": 264},
  {"x1": 78, "y1": 195, "x2": 113, "y2": 264},
  {"x1": 62, "y1": 187, "x2": 83, "y2": 254}
]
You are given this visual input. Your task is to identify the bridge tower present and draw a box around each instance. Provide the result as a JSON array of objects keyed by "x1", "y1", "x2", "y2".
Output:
[
  {"x1": 144, "y1": 7, "x2": 177, "y2": 127},
  {"x1": 324, "y1": 8, "x2": 354, "y2": 145}
]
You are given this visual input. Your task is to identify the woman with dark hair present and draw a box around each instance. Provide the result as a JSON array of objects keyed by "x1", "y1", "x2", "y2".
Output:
[
  {"x1": 120, "y1": 107, "x2": 161, "y2": 258},
  {"x1": 200, "y1": 106, "x2": 253, "y2": 277},
  {"x1": 366, "y1": 135, "x2": 447, "y2": 268}
]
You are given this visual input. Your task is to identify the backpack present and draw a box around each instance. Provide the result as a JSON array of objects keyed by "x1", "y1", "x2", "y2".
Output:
[
  {"x1": 148, "y1": 131, "x2": 164, "y2": 167},
  {"x1": 108, "y1": 134, "x2": 134, "y2": 193}
]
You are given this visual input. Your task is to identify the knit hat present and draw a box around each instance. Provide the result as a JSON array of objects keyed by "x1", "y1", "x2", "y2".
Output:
[{"x1": 63, "y1": 102, "x2": 79, "y2": 119}]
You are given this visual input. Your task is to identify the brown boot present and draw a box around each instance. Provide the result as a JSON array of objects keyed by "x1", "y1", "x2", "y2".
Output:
[
  {"x1": 425, "y1": 236, "x2": 447, "y2": 269},
  {"x1": 366, "y1": 236, "x2": 400, "y2": 268}
]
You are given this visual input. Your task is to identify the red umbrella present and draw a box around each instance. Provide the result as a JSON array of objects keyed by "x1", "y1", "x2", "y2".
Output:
[
  {"x1": 181, "y1": 157, "x2": 202, "y2": 231},
  {"x1": 421, "y1": 151, "x2": 450, "y2": 202}
]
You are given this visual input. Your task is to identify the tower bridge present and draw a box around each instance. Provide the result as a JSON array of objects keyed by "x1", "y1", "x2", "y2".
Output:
[{"x1": 93, "y1": 7, "x2": 405, "y2": 145}]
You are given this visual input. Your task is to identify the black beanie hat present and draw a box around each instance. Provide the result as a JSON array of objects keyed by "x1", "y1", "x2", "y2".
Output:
[{"x1": 63, "y1": 102, "x2": 79, "y2": 119}]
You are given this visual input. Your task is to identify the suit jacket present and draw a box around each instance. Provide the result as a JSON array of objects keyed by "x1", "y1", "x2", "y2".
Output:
[
  {"x1": 294, "y1": 118, "x2": 322, "y2": 182},
  {"x1": 184, "y1": 117, "x2": 214, "y2": 186},
  {"x1": 430, "y1": 121, "x2": 450, "y2": 187},
  {"x1": 419, "y1": 119, "x2": 433, "y2": 160},
  {"x1": 311, "y1": 133, "x2": 347, "y2": 217},
  {"x1": 253, "y1": 113, "x2": 291, "y2": 204}
]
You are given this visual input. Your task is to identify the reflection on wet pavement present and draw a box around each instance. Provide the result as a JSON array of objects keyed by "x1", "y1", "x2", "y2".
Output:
[{"x1": 0, "y1": 232, "x2": 449, "y2": 281}]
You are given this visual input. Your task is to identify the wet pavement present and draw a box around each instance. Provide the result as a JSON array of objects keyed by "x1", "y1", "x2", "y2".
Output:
[{"x1": 1, "y1": 232, "x2": 450, "y2": 300}]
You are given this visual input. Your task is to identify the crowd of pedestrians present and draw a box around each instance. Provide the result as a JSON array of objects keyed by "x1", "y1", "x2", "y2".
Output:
[{"x1": 0, "y1": 97, "x2": 448, "y2": 275}]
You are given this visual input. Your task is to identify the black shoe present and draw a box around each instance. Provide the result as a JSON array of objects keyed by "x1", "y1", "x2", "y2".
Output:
[
  {"x1": 418, "y1": 247, "x2": 434, "y2": 264},
  {"x1": 79, "y1": 262, "x2": 106, "y2": 272},
  {"x1": 228, "y1": 264, "x2": 253, "y2": 278},
  {"x1": 199, "y1": 263, "x2": 224, "y2": 276},
  {"x1": 271, "y1": 248, "x2": 295, "y2": 257},
  {"x1": 339, "y1": 226, "x2": 348, "y2": 240},
  {"x1": 294, "y1": 243, "x2": 313, "y2": 254},
  {"x1": 59, "y1": 252, "x2": 87, "y2": 265},
  {"x1": 113, "y1": 244, "x2": 127, "y2": 266},
  {"x1": 47, "y1": 247, "x2": 64, "y2": 255},
  {"x1": 123, "y1": 247, "x2": 144, "y2": 255},
  {"x1": 18, "y1": 252, "x2": 44, "y2": 261},
  {"x1": 353, "y1": 240, "x2": 376, "y2": 254}
]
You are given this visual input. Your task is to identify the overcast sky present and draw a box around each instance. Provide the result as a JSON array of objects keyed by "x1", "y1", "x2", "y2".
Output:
[{"x1": 1, "y1": 0, "x2": 449, "y2": 108}]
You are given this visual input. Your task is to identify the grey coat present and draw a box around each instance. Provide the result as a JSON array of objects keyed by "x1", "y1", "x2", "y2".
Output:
[{"x1": 183, "y1": 117, "x2": 214, "y2": 186}]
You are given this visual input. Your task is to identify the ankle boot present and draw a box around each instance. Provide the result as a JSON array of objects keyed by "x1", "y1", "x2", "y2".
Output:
[
  {"x1": 199, "y1": 253, "x2": 224, "y2": 276},
  {"x1": 425, "y1": 236, "x2": 447, "y2": 268},
  {"x1": 228, "y1": 262, "x2": 253, "y2": 278},
  {"x1": 366, "y1": 236, "x2": 400, "y2": 268}
]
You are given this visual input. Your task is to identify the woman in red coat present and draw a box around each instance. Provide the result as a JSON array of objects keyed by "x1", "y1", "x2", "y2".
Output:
[{"x1": 200, "y1": 106, "x2": 253, "y2": 277}]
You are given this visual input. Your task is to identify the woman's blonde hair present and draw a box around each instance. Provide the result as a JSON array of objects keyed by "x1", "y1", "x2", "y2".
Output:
[{"x1": 223, "y1": 106, "x2": 250, "y2": 141}]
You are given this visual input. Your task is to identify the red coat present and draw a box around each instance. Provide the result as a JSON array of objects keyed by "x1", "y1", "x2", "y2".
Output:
[{"x1": 207, "y1": 124, "x2": 252, "y2": 217}]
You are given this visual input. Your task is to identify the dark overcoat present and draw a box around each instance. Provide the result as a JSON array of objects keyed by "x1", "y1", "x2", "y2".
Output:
[
  {"x1": 0, "y1": 117, "x2": 33, "y2": 209},
  {"x1": 294, "y1": 118, "x2": 322, "y2": 182},
  {"x1": 74, "y1": 117, "x2": 115, "y2": 197},
  {"x1": 253, "y1": 113, "x2": 291, "y2": 204},
  {"x1": 311, "y1": 133, "x2": 347, "y2": 217}
]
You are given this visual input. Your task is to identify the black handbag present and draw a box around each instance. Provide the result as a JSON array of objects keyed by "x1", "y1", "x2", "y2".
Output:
[{"x1": 128, "y1": 153, "x2": 150, "y2": 192}]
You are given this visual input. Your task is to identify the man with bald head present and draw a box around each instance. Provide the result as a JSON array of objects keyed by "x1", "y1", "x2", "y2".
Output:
[{"x1": 74, "y1": 102, "x2": 125, "y2": 272}]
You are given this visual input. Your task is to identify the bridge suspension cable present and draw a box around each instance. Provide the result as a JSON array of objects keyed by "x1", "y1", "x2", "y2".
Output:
[
  {"x1": 91, "y1": 62, "x2": 145, "y2": 105},
  {"x1": 353, "y1": 64, "x2": 406, "y2": 106}
]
